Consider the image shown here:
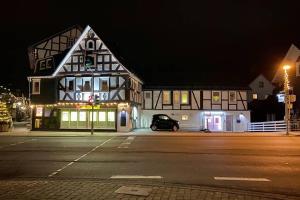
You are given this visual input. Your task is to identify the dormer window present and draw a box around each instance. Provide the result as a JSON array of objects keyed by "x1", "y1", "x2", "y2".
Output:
[{"x1": 87, "y1": 40, "x2": 94, "y2": 50}]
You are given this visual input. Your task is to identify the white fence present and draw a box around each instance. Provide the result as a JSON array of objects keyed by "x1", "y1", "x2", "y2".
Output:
[{"x1": 248, "y1": 120, "x2": 286, "y2": 132}]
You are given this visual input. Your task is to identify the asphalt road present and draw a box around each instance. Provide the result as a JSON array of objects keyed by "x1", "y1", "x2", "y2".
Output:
[{"x1": 0, "y1": 134, "x2": 300, "y2": 197}]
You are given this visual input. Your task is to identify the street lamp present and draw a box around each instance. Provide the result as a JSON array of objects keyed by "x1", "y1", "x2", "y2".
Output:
[
  {"x1": 283, "y1": 64, "x2": 291, "y2": 135},
  {"x1": 86, "y1": 65, "x2": 95, "y2": 136}
]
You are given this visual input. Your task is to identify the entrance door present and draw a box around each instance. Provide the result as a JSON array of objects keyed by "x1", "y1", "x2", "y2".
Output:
[
  {"x1": 225, "y1": 115, "x2": 233, "y2": 131},
  {"x1": 204, "y1": 114, "x2": 223, "y2": 131}
]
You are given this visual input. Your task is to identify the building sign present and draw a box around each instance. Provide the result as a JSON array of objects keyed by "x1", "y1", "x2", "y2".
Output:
[
  {"x1": 36, "y1": 106, "x2": 43, "y2": 117},
  {"x1": 75, "y1": 92, "x2": 109, "y2": 101},
  {"x1": 277, "y1": 94, "x2": 285, "y2": 103}
]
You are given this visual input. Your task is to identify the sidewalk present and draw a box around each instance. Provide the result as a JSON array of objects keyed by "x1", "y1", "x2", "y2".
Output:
[
  {"x1": 0, "y1": 179, "x2": 298, "y2": 200},
  {"x1": 1, "y1": 128, "x2": 300, "y2": 137}
]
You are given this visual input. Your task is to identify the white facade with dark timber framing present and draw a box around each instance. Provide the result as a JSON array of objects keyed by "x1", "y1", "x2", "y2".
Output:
[
  {"x1": 141, "y1": 87, "x2": 250, "y2": 131},
  {"x1": 27, "y1": 25, "x2": 250, "y2": 132},
  {"x1": 28, "y1": 25, "x2": 142, "y2": 132}
]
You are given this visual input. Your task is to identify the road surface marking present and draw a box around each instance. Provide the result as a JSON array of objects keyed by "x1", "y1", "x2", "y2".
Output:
[
  {"x1": 214, "y1": 177, "x2": 270, "y2": 182},
  {"x1": 48, "y1": 137, "x2": 115, "y2": 177},
  {"x1": 118, "y1": 136, "x2": 135, "y2": 148},
  {"x1": 0, "y1": 139, "x2": 37, "y2": 149},
  {"x1": 110, "y1": 175, "x2": 162, "y2": 179}
]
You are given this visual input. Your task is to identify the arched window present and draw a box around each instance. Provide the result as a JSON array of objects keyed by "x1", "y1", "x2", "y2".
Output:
[{"x1": 87, "y1": 40, "x2": 94, "y2": 50}]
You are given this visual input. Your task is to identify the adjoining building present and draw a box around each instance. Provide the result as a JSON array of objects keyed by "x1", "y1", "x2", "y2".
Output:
[
  {"x1": 248, "y1": 74, "x2": 275, "y2": 101},
  {"x1": 141, "y1": 86, "x2": 250, "y2": 132},
  {"x1": 28, "y1": 25, "x2": 250, "y2": 132},
  {"x1": 272, "y1": 44, "x2": 300, "y2": 117}
]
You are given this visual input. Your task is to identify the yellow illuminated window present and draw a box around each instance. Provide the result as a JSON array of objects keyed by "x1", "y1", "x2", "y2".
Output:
[
  {"x1": 108, "y1": 111, "x2": 115, "y2": 122},
  {"x1": 181, "y1": 91, "x2": 189, "y2": 104},
  {"x1": 182, "y1": 115, "x2": 188, "y2": 120},
  {"x1": 79, "y1": 111, "x2": 86, "y2": 121},
  {"x1": 212, "y1": 91, "x2": 221, "y2": 103},
  {"x1": 253, "y1": 93, "x2": 257, "y2": 99},
  {"x1": 70, "y1": 111, "x2": 77, "y2": 121},
  {"x1": 163, "y1": 91, "x2": 171, "y2": 104},
  {"x1": 90, "y1": 112, "x2": 97, "y2": 121},
  {"x1": 62, "y1": 111, "x2": 69, "y2": 121},
  {"x1": 99, "y1": 112, "x2": 106, "y2": 121}
]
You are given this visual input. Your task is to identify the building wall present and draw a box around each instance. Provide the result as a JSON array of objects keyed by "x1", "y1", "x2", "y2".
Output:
[
  {"x1": 249, "y1": 75, "x2": 275, "y2": 101},
  {"x1": 140, "y1": 110, "x2": 250, "y2": 132}
]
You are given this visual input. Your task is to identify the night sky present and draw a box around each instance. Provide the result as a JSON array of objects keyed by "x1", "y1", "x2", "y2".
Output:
[{"x1": 1, "y1": 0, "x2": 300, "y2": 94}]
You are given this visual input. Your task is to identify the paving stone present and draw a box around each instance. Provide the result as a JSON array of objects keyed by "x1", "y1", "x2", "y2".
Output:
[{"x1": 0, "y1": 179, "x2": 297, "y2": 200}]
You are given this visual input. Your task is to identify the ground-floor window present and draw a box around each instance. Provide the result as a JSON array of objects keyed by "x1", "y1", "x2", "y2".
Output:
[{"x1": 60, "y1": 108, "x2": 116, "y2": 130}]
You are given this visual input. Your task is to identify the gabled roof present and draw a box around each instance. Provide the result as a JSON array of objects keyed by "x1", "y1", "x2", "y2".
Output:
[
  {"x1": 249, "y1": 74, "x2": 275, "y2": 90},
  {"x1": 28, "y1": 25, "x2": 83, "y2": 71},
  {"x1": 28, "y1": 25, "x2": 143, "y2": 83},
  {"x1": 272, "y1": 44, "x2": 300, "y2": 84}
]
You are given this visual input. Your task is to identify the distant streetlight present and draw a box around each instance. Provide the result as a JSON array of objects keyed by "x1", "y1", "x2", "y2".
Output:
[{"x1": 283, "y1": 64, "x2": 291, "y2": 135}]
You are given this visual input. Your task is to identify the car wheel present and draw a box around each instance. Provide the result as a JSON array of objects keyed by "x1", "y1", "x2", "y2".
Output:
[
  {"x1": 151, "y1": 125, "x2": 157, "y2": 131},
  {"x1": 172, "y1": 125, "x2": 178, "y2": 132}
]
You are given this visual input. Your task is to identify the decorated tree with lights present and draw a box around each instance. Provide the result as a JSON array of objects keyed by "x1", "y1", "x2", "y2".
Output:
[{"x1": 0, "y1": 101, "x2": 11, "y2": 131}]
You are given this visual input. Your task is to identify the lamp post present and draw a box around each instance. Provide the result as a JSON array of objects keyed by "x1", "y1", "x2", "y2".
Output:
[
  {"x1": 283, "y1": 64, "x2": 291, "y2": 135},
  {"x1": 85, "y1": 64, "x2": 95, "y2": 136}
]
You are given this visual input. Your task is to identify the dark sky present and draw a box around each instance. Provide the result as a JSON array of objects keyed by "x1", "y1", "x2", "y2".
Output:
[{"x1": 1, "y1": 0, "x2": 300, "y2": 93}]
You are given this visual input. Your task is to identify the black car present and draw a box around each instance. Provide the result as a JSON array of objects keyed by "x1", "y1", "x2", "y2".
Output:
[{"x1": 150, "y1": 114, "x2": 179, "y2": 131}]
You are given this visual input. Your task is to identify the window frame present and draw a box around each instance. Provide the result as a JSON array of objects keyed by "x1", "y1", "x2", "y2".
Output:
[
  {"x1": 212, "y1": 91, "x2": 221, "y2": 104},
  {"x1": 229, "y1": 91, "x2": 237, "y2": 104},
  {"x1": 180, "y1": 91, "x2": 190, "y2": 105},
  {"x1": 162, "y1": 90, "x2": 172, "y2": 105},
  {"x1": 32, "y1": 79, "x2": 41, "y2": 95},
  {"x1": 258, "y1": 81, "x2": 264, "y2": 88}
]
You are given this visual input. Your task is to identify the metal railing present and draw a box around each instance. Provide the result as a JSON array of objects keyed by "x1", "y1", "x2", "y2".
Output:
[{"x1": 248, "y1": 120, "x2": 286, "y2": 132}]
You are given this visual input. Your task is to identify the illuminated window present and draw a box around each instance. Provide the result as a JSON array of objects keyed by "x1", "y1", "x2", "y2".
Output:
[
  {"x1": 181, "y1": 91, "x2": 189, "y2": 104},
  {"x1": 32, "y1": 79, "x2": 40, "y2": 94},
  {"x1": 108, "y1": 111, "x2": 115, "y2": 122},
  {"x1": 229, "y1": 91, "x2": 236, "y2": 103},
  {"x1": 36, "y1": 106, "x2": 43, "y2": 117},
  {"x1": 163, "y1": 91, "x2": 171, "y2": 104},
  {"x1": 253, "y1": 93, "x2": 257, "y2": 99},
  {"x1": 182, "y1": 115, "x2": 188, "y2": 120},
  {"x1": 62, "y1": 111, "x2": 69, "y2": 121},
  {"x1": 70, "y1": 111, "x2": 77, "y2": 121},
  {"x1": 99, "y1": 112, "x2": 106, "y2": 121},
  {"x1": 173, "y1": 91, "x2": 180, "y2": 104},
  {"x1": 212, "y1": 91, "x2": 221, "y2": 104},
  {"x1": 90, "y1": 112, "x2": 97, "y2": 121},
  {"x1": 79, "y1": 111, "x2": 86, "y2": 121}
]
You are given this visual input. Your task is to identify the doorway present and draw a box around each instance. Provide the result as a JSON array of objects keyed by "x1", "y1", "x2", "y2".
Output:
[{"x1": 204, "y1": 112, "x2": 223, "y2": 131}]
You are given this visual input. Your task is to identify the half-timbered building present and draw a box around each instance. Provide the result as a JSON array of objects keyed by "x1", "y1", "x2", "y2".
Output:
[
  {"x1": 28, "y1": 25, "x2": 142, "y2": 132},
  {"x1": 28, "y1": 25, "x2": 250, "y2": 132},
  {"x1": 141, "y1": 86, "x2": 250, "y2": 132}
]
